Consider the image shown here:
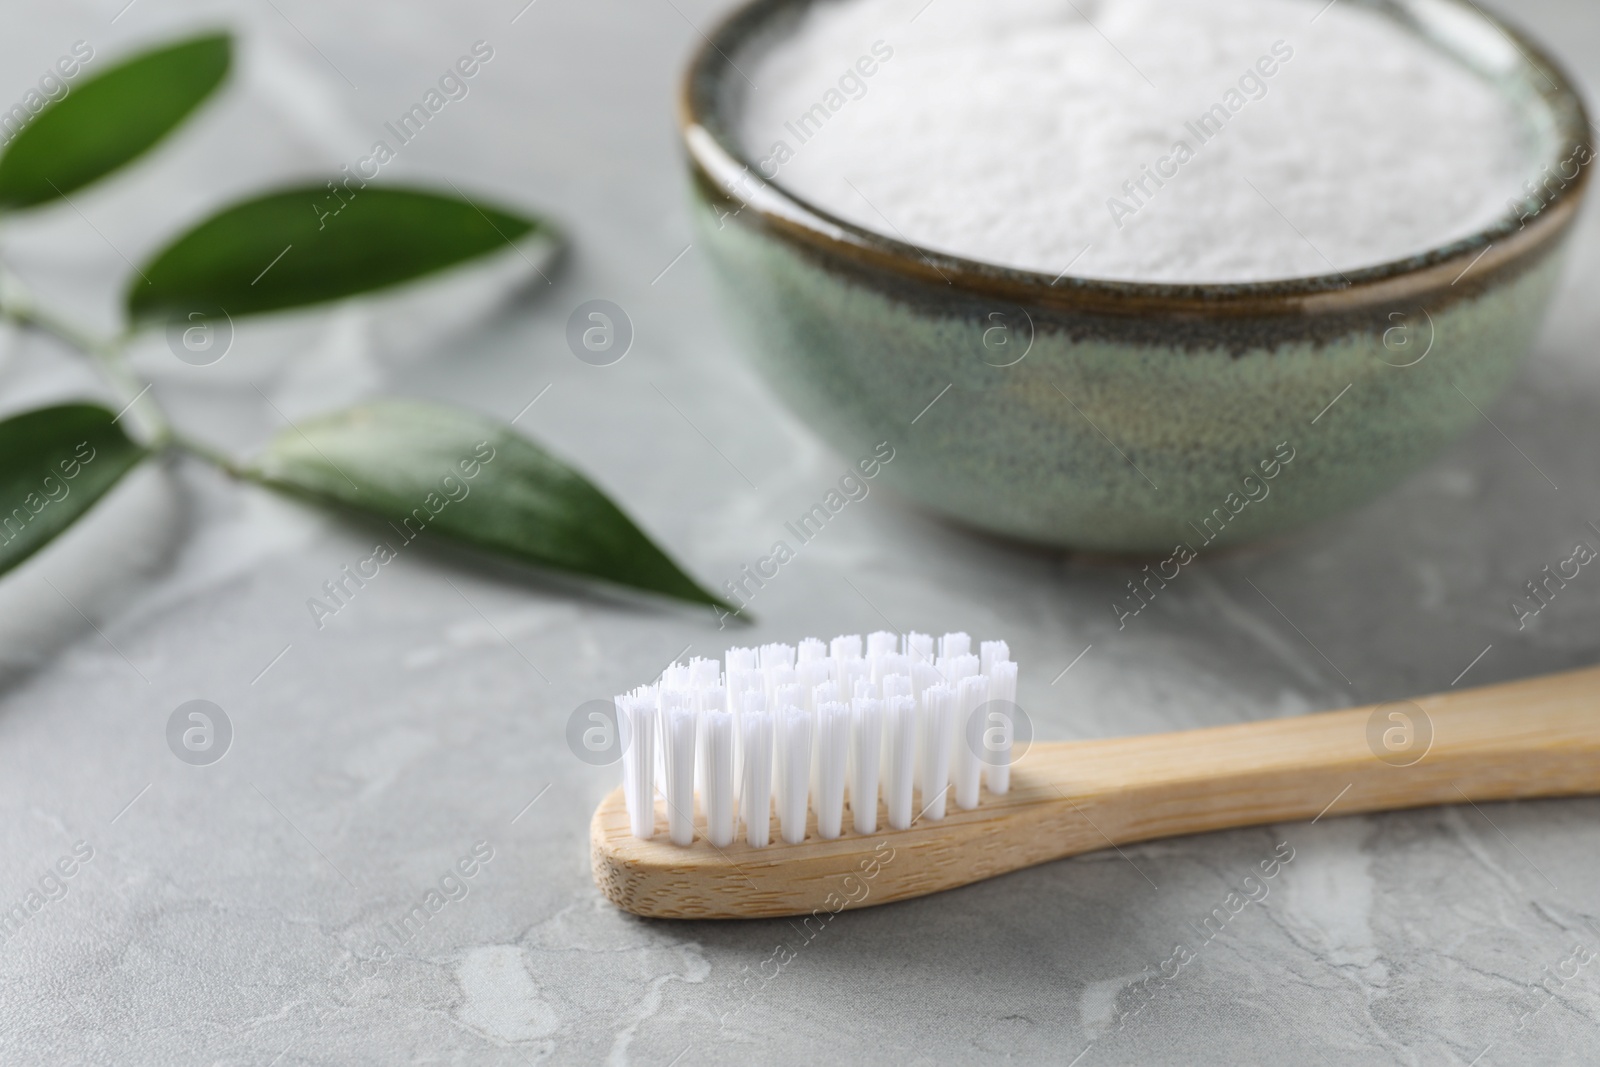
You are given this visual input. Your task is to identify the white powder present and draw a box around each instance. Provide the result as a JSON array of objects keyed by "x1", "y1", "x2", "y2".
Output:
[{"x1": 738, "y1": 0, "x2": 1540, "y2": 283}]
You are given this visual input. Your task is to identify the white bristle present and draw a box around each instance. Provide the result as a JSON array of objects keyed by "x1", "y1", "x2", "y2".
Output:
[
  {"x1": 850, "y1": 696, "x2": 884, "y2": 834},
  {"x1": 797, "y1": 659, "x2": 832, "y2": 706},
  {"x1": 836, "y1": 658, "x2": 870, "y2": 704},
  {"x1": 740, "y1": 701, "x2": 773, "y2": 847},
  {"x1": 616, "y1": 631, "x2": 1017, "y2": 848},
  {"x1": 883, "y1": 695, "x2": 917, "y2": 830},
  {"x1": 701, "y1": 710, "x2": 736, "y2": 846},
  {"x1": 759, "y1": 643, "x2": 796, "y2": 670},
  {"x1": 727, "y1": 675, "x2": 757, "y2": 803},
  {"x1": 919, "y1": 684, "x2": 956, "y2": 821},
  {"x1": 980, "y1": 640, "x2": 1010, "y2": 676},
  {"x1": 763, "y1": 667, "x2": 794, "y2": 735},
  {"x1": 941, "y1": 653, "x2": 980, "y2": 683},
  {"x1": 809, "y1": 677, "x2": 841, "y2": 799},
  {"x1": 943, "y1": 656, "x2": 980, "y2": 799},
  {"x1": 689, "y1": 656, "x2": 722, "y2": 689},
  {"x1": 953, "y1": 674, "x2": 989, "y2": 810},
  {"x1": 728, "y1": 669, "x2": 762, "y2": 704},
  {"x1": 619, "y1": 695, "x2": 655, "y2": 839},
  {"x1": 986, "y1": 659, "x2": 1018, "y2": 795},
  {"x1": 764, "y1": 665, "x2": 796, "y2": 708},
  {"x1": 939, "y1": 632, "x2": 971, "y2": 660},
  {"x1": 866, "y1": 631, "x2": 898, "y2": 658},
  {"x1": 907, "y1": 663, "x2": 938, "y2": 793},
  {"x1": 814, "y1": 701, "x2": 850, "y2": 839},
  {"x1": 651, "y1": 687, "x2": 677, "y2": 793},
  {"x1": 873, "y1": 652, "x2": 909, "y2": 684},
  {"x1": 691, "y1": 684, "x2": 725, "y2": 795},
  {"x1": 661, "y1": 692, "x2": 697, "y2": 846},
  {"x1": 775, "y1": 704, "x2": 812, "y2": 844}
]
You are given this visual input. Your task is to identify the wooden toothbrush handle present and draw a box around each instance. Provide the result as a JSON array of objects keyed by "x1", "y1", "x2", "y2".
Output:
[{"x1": 1029, "y1": 665, "x2": 1600, "y2": 849}]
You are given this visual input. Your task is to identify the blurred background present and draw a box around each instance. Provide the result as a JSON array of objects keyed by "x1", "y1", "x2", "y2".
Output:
[{"x1": 0, "y1": 0, "x2": 1596, "y2": 1063}]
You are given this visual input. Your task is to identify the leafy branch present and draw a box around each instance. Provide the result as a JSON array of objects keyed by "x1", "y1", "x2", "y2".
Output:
[{"x1": 0, "y1": 31, "x2": 733, "y2": 615}]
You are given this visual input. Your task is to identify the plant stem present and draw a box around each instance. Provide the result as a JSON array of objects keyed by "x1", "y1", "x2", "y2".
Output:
[
  {"x1": 0, "y1": 268, "x2": 251, "y2": 481},
  {"x1": 165, "y1": 430, "x2": 246, "y2": 478},
  {"x1": 0, "y1": 265, "x2": 172, "y2": 442}
]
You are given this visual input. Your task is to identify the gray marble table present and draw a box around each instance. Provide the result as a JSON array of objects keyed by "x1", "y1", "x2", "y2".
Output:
[{"x1": 0, "y1": 0, "x2": 1596, "y2": 1063}]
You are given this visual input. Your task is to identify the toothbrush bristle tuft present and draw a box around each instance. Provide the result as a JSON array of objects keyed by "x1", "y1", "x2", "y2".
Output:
[{"x1": 614, "y1": 632, "x2": 1019, "y2": 846}]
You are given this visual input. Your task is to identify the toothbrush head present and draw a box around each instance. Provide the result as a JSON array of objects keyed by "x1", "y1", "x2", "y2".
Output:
[{"x1": 593, "y1": 631, "x2": 1026, "y2": 918}]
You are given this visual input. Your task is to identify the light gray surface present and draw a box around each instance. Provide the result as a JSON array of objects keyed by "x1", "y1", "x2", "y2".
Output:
[{"x1": 0, "y1": 0, "x2": 1597, "y2": 1064}]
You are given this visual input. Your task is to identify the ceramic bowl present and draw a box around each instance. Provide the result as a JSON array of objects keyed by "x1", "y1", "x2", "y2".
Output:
[{"x1": 679, "y1": 0, "x2": 1591, "y2": 553}]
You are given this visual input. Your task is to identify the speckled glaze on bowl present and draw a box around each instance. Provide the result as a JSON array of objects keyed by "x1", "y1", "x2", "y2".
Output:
[{"x1": 680, "y1": 0, "x2": 1591, "y2": 553}]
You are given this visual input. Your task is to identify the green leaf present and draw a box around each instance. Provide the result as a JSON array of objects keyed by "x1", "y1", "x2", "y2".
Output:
[
  {"x1": 127, "y1": 185, "x2": 545, "y2": 323},
  {"x1": 244, "y1": 400, "x2": 733, "y2": 613},
  {"x1": 0, "y1": 404, "x2": 149, "y2": 577},
  {"x1": 0, "y1": 34, "x2": 231, "y2": 210}
]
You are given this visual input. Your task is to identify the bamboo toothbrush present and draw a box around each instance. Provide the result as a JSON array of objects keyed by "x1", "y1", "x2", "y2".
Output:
[{"x1": 591, "y1": 633, "x2": 1600, "y2": 919}]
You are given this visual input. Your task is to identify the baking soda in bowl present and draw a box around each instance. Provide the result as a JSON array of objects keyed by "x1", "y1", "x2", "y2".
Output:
[{"x1": 738, "y1": 0, "x2": 1541, "y2": 283}]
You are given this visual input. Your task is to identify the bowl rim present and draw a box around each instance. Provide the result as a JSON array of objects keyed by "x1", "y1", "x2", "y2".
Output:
[{"x1": 678, "y1": 0, "x2": 1594, "y2": 317}]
